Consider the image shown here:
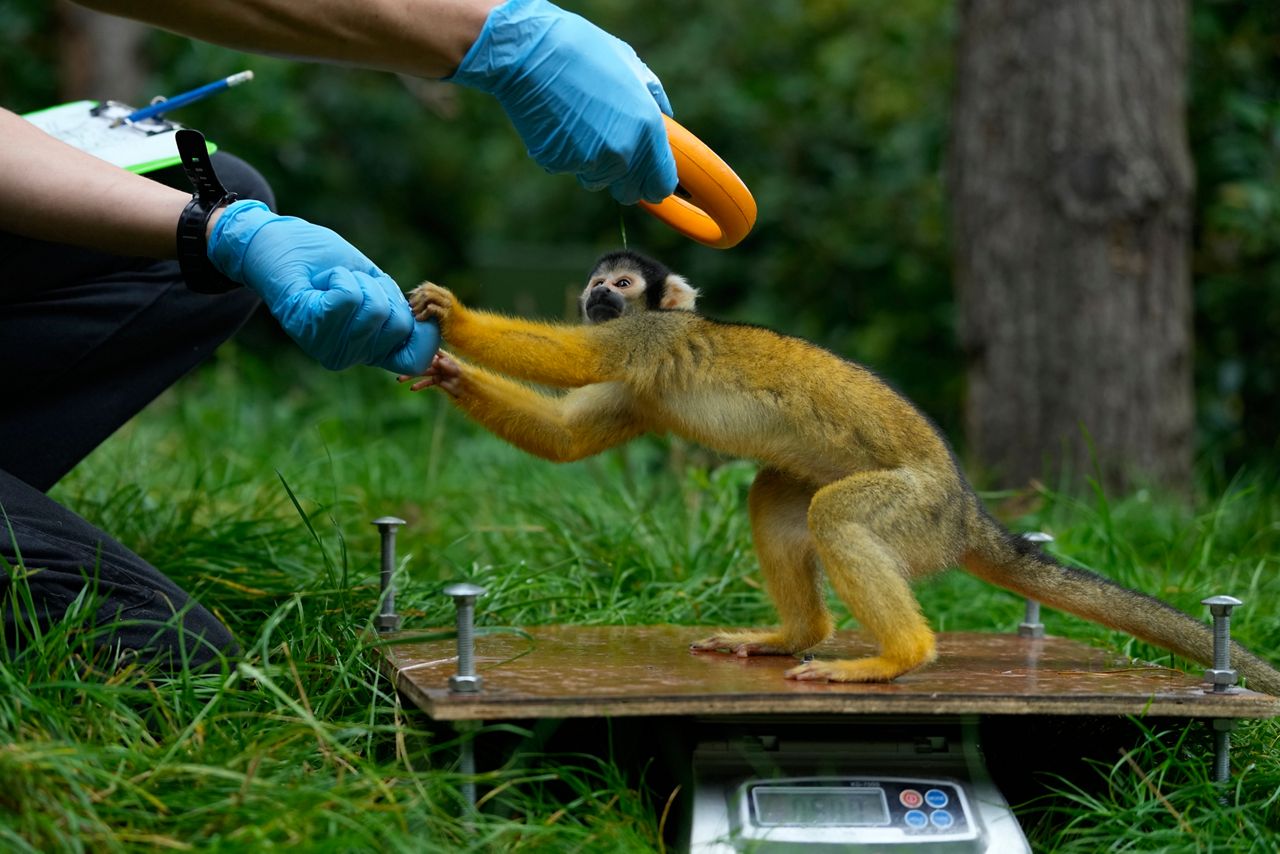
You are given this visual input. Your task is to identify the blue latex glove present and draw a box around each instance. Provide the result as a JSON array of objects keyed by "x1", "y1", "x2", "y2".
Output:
[
  {"x1": 449, "y1": 0, "x2": 678, "y2": 205},
  {"x1": 208, "y1": 200, "x2": 438, "y2": 374}
]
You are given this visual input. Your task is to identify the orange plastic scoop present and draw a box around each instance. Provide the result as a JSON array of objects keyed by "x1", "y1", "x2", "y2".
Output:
[{"x1": 639, "y1": 115, "x2": 756, "y2": 249}]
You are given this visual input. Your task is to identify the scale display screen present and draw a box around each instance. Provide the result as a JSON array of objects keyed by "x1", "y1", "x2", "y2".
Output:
[{"x1": 752, "y1": 785, "x2": 890, "y2": 827}]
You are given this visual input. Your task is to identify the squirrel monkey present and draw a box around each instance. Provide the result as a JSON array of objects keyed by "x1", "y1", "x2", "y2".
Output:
[{"x1": 402, "y1": 250, "x2": 1280, "y2": 693}]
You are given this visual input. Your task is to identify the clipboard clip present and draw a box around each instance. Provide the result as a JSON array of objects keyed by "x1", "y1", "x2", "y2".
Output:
[{"x1": 90, "y1": 100, "x2": 174, "y2": 136}]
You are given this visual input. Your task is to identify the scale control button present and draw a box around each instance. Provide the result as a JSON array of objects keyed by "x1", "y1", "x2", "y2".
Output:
[
  {"x1": 925, "y1": 788, "x2": 949, "y2": 808},
  {"x1": 930, "y1": 809, "x2": 954, "y2": 829},
  {"x1": 899, "y1": 789, "x2": 924, "y2": 809},
  {"x1": 904, "y1": 810, "x2": 928, "y2": 829}
]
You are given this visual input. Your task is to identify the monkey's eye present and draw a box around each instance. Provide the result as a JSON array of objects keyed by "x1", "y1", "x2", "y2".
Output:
[{"x1": 616, "y1": 278, "x2": 631, "y2": 289}]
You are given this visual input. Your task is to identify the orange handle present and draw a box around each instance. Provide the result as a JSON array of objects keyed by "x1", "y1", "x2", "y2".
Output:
[{"x1": 639, "y1": 115, "x2": 756, "y2": 249}]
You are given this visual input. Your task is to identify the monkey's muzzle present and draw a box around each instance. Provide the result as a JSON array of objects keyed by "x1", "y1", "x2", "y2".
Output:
[{"x1": 584, "y1": 287, "x2": 625, "y2": 324}]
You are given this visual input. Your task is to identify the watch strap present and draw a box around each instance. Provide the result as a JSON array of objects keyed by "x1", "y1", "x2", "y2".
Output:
[{"x1": 175, "y1": 129, "x2": 240, "y2": 294}]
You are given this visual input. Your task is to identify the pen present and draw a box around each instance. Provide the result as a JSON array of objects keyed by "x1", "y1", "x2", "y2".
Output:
[{"x1": 115, "y1": 71, "x2": 254, "y2": 126}]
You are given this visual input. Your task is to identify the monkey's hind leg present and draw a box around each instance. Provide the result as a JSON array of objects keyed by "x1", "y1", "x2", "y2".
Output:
[
  {"x1": 786, "y1": 469, "x2": 944, "y2": 683},
  {"x1": 690, "y1": 468, "x2": 832, "y2": 657}
]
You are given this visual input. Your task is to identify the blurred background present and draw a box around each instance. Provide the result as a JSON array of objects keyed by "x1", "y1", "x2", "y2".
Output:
[{"x1": 2, "y1": 0, "x2": 1277, "y2": 493}]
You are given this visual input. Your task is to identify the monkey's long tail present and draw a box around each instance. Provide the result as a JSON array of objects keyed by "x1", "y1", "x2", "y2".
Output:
[{"x1": 961, "y1": 509, "x2": 1280, "y2": 696}]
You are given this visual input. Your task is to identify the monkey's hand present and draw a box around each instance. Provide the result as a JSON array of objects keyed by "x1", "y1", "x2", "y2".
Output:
[
  {"x1": 409, "y1": 282, "x2": 461, "y2": 330},
  {"x1": 406, "y1": 282, "x2": 607, "y2": 387},
  {"x1": 398, "y1": 351, "x2": 462, "y2": 396}
]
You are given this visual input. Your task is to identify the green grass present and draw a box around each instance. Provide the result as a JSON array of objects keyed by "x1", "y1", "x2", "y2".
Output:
[{"x1": 3, "y1": 342, "x2": 1279, "y2": 852}]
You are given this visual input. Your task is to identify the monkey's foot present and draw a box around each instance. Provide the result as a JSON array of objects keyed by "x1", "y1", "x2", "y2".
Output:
[
  {"x1": 689, "y1": 630, "x2": 821, "y2": 658},
  {"x1": 785, "y1": 653, "x2": 934, "y2": 683}
]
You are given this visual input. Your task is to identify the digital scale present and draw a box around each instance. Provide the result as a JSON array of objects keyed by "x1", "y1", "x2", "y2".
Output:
[
  {"x1": 687, "y1": 717, "x2": 1027, "y2": 852},
  {"x1": 376, "y1": 624, "x2": 1278, "y2": 852}
]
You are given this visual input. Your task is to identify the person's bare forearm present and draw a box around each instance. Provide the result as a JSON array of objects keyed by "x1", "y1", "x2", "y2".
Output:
[
  {"x1": 74, "y1": 0, "x2": 500, "y2": 78},
  {"x1": 0, "y1": 107, "x2": 204, "y2": 258}
]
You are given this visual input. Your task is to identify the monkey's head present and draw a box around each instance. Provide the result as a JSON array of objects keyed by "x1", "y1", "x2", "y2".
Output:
[{"x1": 580, "y1": 250, "x2": 699, "y2": 324}]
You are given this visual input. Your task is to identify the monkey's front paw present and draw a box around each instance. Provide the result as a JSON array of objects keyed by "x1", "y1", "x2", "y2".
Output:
[
  {"x1": 690, "y1": 631, "x2": 810, "y2": 657},
  {"x1": 409, "y1": 282, "x2": 458, "y2": 326}
]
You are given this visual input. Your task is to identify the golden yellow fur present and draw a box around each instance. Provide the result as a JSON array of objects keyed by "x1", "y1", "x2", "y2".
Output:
[{"x1": 405, "y1": 271, "x2": 1280, "y2": 693}]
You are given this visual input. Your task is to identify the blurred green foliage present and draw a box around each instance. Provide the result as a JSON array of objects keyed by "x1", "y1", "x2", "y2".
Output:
[
  {"x1": 1, "y1": 1, "x2": 1276, "y2": 472},
  {"x1": 1188, "y1": 2, "x2": 1280, "y2": 475},
  {"x1": 0, "y1": 1, "x2": 55, "y2": 107}
]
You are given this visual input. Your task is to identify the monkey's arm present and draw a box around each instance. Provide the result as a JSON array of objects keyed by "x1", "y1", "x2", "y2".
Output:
[
  {"x1": 409, "y1": 352, "x2": 644, "y2": 461},
  {"x1": 410, "y1": 283, "x2": 618, "y2": 388}
]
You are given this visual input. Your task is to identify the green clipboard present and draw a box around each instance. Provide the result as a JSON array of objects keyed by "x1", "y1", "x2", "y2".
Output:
[{"x1": 22, "y1": 100, "x2": 217, "y2": 174}]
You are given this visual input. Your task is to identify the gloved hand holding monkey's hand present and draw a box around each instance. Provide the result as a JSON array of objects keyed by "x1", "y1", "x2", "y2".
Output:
[
  {"x1": 398, "y1": 283, "x2": 464, "y2": 393},
  {"x1": 208, "y1": 200, "x2": 440, "y2": 374}
]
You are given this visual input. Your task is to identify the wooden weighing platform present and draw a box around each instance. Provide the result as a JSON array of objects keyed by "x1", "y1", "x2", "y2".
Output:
[{"x1": 378, "y1": 626, "x2": 1280, "y2": 721}]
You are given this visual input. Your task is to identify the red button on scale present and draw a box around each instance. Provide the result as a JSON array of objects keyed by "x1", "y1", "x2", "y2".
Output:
[{"x1": 899, "y1": 789, "x2": 924, "y2": 809}]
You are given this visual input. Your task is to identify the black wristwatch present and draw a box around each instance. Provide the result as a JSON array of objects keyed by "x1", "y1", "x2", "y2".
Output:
[{"x1": 174, "y1": 129, "x2": 240, "y2": 294}]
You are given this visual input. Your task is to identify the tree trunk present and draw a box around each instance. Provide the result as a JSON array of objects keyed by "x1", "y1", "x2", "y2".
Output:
[
  {"x1": 58, "y1": 3, "x2": 150, "y2": 104},
  {"x1": 950, "y1": 0, "x2": 1194, "y2": 494}
]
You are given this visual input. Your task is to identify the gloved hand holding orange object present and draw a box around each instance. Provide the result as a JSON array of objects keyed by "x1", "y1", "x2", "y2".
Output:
[{"x1": 448, "y1": 0, "x2": 678, "y2": 206}]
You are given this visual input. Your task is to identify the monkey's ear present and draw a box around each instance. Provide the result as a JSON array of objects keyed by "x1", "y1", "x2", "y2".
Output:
[{"x1": 659, "y1": 274, "x2": 699, "y2": 311}]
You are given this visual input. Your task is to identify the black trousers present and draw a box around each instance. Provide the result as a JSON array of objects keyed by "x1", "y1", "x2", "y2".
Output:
[{"x1": 0, "y1": 153, "x2": 272, "y2": 668}]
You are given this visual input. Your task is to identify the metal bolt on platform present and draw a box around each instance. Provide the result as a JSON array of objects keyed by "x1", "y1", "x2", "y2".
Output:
[
  {"x1": 443, "y1": 583, "x2": 487, "y2": 812},
  {"x1": 372, "y1": 517, "x2": 406, "y2": 633},
  {"x1": 1201, "y1": 594, "x2": 1242, "y2": 694},
  {"x1": 1202, "y1": 594, "x2": 1245, "y2": 789},
  {"x1": 1017, "y1": 532, "x2": 1053, "y2": 638},
  {"x1": 445, "y1": 583, "x2": 487, "y2": 693},
  {"x1": 1211, "y1": 718, "x2": 1238, "y2": 787}
]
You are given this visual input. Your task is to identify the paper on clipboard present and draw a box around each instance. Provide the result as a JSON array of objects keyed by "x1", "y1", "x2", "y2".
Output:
[{"x1": 22, "y1": 100, "x2": 217, "y2": 174}]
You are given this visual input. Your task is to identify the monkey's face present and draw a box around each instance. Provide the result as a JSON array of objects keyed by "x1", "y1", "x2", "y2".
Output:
[
  {"x1": 580, "y1": 266, "x2": 644, "y2": 324},
  {"x1": 580, "y1": 251, "x2": 699, "y2": 324}
]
